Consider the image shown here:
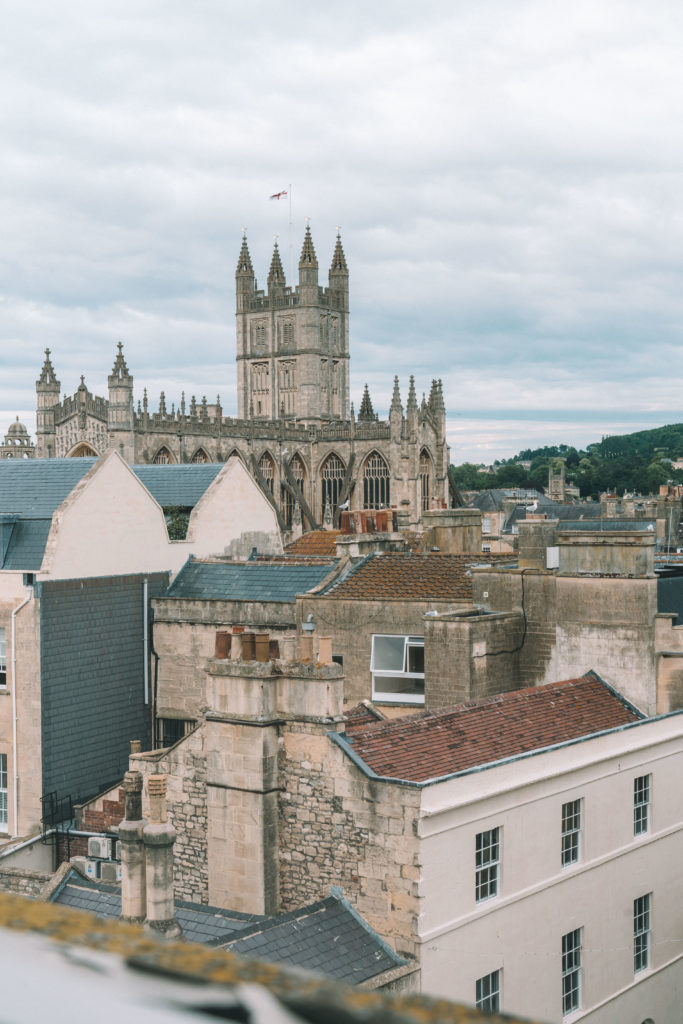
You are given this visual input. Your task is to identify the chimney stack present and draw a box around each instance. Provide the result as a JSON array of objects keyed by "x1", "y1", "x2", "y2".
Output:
[
  {"x1": 142, "y1": 774, "x2": 182, "y2": 938},
  {"x1": 118, "y1": 770, "x2": 146, "y2": 924}
]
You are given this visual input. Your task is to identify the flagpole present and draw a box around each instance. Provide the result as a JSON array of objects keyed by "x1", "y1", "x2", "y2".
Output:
[{"x1": 288, "y1": 183, "x2": 293, "y2": 283}]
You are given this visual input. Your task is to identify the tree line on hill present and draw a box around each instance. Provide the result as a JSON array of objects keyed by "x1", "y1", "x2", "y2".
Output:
[{"x1": 450, "y1": 424, "x2": 683, "y2": 500}]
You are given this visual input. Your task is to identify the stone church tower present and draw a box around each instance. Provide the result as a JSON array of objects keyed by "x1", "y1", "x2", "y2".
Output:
[
  {"x1": 34, "y1": 227, "x2": 451, "y2": 528},
  {"x1": 236, "y1": 228, "x2": 350, "y2": 424}
]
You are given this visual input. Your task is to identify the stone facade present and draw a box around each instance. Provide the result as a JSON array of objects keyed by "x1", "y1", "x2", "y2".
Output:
[
  {"x1": 131, "y1": 729, "x2": 208, "y2": 905},
  {"x1": 34, "y1": 230, "x2": 450, "y2": 528},
  {"x1": 130, "y1": 656, "x2": 422, "y2": 958},
  {"x1": 279, "y1": 719, "x2": 421, "y2": 959}
]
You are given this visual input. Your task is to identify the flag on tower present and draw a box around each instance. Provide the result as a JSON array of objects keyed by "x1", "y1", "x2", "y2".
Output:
[{"x1": 270, "y1": 190, "x2": 288, "y2": 200}]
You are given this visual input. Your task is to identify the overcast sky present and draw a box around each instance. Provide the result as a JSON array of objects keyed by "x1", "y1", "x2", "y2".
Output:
[{"x1": 3, "y1": 1, "x2": 683, "y2": 463}]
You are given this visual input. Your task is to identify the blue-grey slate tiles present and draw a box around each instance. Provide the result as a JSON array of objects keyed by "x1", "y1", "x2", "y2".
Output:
[
  {"x1": 219, "y1": 895, "x2": 406, "y2": 983},
  {"x1": 167, "y1": 559, "x2": 337, "y2": 603},
  {"x1": 39, "y1": 573, "x2": 169, "y2": 807}
]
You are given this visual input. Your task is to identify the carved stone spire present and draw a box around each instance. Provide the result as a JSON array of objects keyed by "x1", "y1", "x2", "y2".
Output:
[
  {"x1": 390, "y1": 376, "x2": 402, "y2": 415},
  {"x1": 358, "y1": 383, "x2": 375, "y2": 422},
  {"x1": 268, "y1": 241, "x2": 286, "y2": 290},
  {"x1": 236, "y1": 234, "x2": 254, "y2": 275},
  {"x1": 329, "y1": 233, "x2": 348, "y2": 274},
  {"x1": 299, "y1": 225, "x2": 318, "y2": 269},
  {"x1": 37, "y1": 348, "x2": 58, "y2": 387},
  {"x1": 110, "y1": 341, "x2": 131, "y2": 381},
  {"x1": 407, "y1": 375, "x2": 418, "y2": 412},
  {"x1": 159, "y1": 392, "x2": 166, "y2": 417}
]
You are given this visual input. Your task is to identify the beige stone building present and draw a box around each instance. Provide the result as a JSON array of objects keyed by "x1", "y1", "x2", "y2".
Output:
[{"x1": 34, "y1": 229, "x2": 451, "y2": 529}]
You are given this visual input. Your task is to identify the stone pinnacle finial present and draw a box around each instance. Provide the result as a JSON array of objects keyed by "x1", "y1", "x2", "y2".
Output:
[
  {"x1": 268, "y1": 240, "x2": 286, "y2": 285},
  {"x1": 358, "y1": 383, "x2": 375, "y2": 422},
  {"x1": 236, "y1": 234, "x2": 254, "y2": 275},
  {"x1": 110, "y1": 342, "x2": 130, "y2": 380},
  {"x1": 407, "y1": 375, "x2": 418, "y2": 411},
  {"x1": 37, "y1": 348, "x2": 58, "y2": 386},
  {"x1": 390, "y1": 376, "x2": 402, "y2": 414},
  {"x1": 299, "y1": 224, "x2": 318, "y2": 268},
  {"x1": 329, "y1": 232, "x2": 348, "y2": 273}
]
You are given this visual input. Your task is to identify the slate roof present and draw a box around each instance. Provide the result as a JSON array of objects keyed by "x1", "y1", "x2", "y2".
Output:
[
  {"x1": 319, "y1": 551, "x2": 511, "y2": 602},
  {"x1": 339, "y1": 673, "x2": 644, "y2": 783},
  {"x1": 218, "y1": 893, "x2": 405, "y2": 984},
  {"x1": 504, "y1": 501, "x2": 603, "y2": 531},
  {"x1": 0, "y1": 458, "x2": 225, "y2": 571},
  {"x1": 0, "y1": 458, "x2": 95, "y2": 516},
  {"x1": 166, "y1": 557, "x2": 338, "y2": 602},
  {"x1": 0, "y1": 458, "x2": 224, "y2": 519},
  {"x1": 50, "y1": 873, "x2": 406, "y2": 984},
  {"x1": 52, "y1": 875, "x2": 264, "y2": 943},
  {"x1": 132, "y1": 463, "x2": 223, "y2": 508}
]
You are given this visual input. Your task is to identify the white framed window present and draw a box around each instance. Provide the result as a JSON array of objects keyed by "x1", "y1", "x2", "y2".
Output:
[
  {"x1": 482, "y1": 543, "x2": 491, "y2": 553},
  {"x1": 634, "y1": 775, "x2": 650, "y2": 836},
  {"x1": 0, "y1": 754, "x2": 7, "y2": 831},
  {"x1": 476, "y1": 969, "x2": 501, "y2": 1012},
  {"x1": 0, "y1": 627, "x2": 6, "y2": 686},
  {"x1": 561, "y1": 799, "x2": 581, "y2": 866},
  {"x1": 371, "y1": 634, "x2": 424, "y2": 704},
  {"x1": 634, "y1": 894, "x2": 651, "y2": 973},
  {"x1": 562, "y1": 928, "x2": 582, "y2": 1016},
  {"x1": 482, "y1": 516, "x2": 492, "y2": 533},
  {"x1": 475, "y1": 827, "x2": 500, "y2": 902}
]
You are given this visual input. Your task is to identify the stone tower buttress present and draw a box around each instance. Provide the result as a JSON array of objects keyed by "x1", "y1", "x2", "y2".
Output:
[{"x1": 35, "y1": 349, "x2": 61, "y2": 458}]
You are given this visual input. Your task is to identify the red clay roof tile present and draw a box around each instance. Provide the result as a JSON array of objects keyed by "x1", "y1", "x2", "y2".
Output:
[
  {"x1": 342, "y1": 674, "x2": 642, "y2": 782},
  {"x1": 323, "y1": 551, "x2": 510, "y2": 601}
]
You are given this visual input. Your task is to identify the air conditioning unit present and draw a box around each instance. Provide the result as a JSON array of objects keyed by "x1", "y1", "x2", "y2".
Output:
[
  {"x1": 84, "y1": 859, "x2": 99, "y2": 879},
  {"x1": 99, "y1": 862, "x2": 122, "y2": 883},
  {"x1": 87, "y1": 837, "x2": 112, "y2": 859}
]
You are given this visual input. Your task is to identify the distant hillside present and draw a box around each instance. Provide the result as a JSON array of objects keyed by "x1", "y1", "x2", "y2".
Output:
[{"x1": 452, "y1": 423, "x2": 683, "y2": 499}]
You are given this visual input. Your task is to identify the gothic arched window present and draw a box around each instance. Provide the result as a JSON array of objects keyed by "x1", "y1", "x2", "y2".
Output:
[
  {"x1": 419, "y1": 449, "x2": 433, "y2": 513},
  {"x1": 282, "y1": 453, "x2": 306, "y2": 527},
  {"x1": 153, "y1": 446, "x2": 175, "y2": 465},
  {"x1": 191, "y1": 448, "x2": 210, "y2": 464},
  {"x1": 259, "y1": 452, "x2": 275, "y2": 493},
  {"x1": 363, "y1": 451, "x2": 390, "y2": 510},
  {"x1": 321, "y1": 453, "x2": 345, "y2": 518}
]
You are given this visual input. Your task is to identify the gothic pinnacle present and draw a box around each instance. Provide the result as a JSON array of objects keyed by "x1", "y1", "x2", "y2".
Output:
[
  {"x1": 329, "y1": 232, "x2": 348, "y2": 273},
  {"x1": 299, "y1": 224, "x2": 318, "y2": 268},
  {"x1": 407, "y1": 375, "x2": 417, "y2": 410},
  {"x1": 390, "y1": 376, "x2": 402, "y2": 414},
  {"x1": 236, "y1": 234, "x2": 254, "y2": 275},
  {"x1": 358, "y1": 383, "x2": 375, "y2": 421},
  {"x1": 268, "y1": 241, "x2": 286, "y2": 287}
]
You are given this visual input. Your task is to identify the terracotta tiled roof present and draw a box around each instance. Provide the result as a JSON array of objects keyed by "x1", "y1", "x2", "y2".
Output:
[
  {"x1": 343, "y1": 701, "x2": 388, "y2": 728},
  {"x1": 341, "y1": 674, "x2": 643, "y2": 782},
  {"x1": 322, "y1": 551, "x2": 510, "y2": 601},
  {"x1": 286, "y1": 531, "x2": 341, "y2": 556}
]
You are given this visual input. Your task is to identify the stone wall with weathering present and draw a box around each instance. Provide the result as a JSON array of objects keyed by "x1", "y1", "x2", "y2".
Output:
[
  {"x1": 131, "y1": 729, "x2": 209, "y2": 905},
  {"x1": 279, "y1": 719, "x2": 422, "y2": 960}
]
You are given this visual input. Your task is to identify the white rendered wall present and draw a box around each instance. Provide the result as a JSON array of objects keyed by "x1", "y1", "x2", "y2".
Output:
[{"x1": 417, "y1": 714, "x2": 683, "y2": 1022}]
